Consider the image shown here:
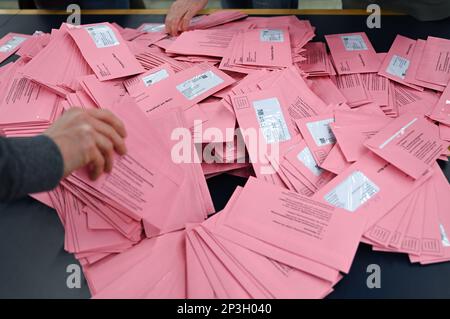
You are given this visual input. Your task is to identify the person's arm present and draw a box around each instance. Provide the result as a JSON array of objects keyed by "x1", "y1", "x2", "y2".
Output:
[
  {"x1": 165, "y1": 0, "x2": 209, "y2": 36},
  {"x1": 0, "y1": 107, "x2": 127, "y2": 201},
  {"x1": 0, "y1": 135, "x2": 63, "y2": 201}
]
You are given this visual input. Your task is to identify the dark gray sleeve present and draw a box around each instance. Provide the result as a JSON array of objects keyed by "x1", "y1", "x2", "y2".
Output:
[{"x1": 0, "y1": 135, "x2": 64, "y2": 201}]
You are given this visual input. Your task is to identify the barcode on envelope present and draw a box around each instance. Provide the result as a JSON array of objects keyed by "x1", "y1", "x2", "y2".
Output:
[
  {"x1": 306, "y1": 118, "x2": 336, "y2": 146},
  {"x1": 252, "y1": 97, "x2": 291, "y2": 144}
]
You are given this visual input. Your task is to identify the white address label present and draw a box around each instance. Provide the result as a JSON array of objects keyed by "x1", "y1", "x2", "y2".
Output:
[
  {"x1": 260, "y1": 29, "x2": 284, "y2": 42},
  {"x1": 306, "y1": 118, "x2": 336, "y2": 146},
  {"x1": 176, "y1": 70, "x2": 224, "y2": 100},
  {"x1": 253, "y1": 97, "x2": 291, "y2": 144},
  {"x1": 341, "y1": 35, "x2": 368, "y2": 51},
  {"x1": 386, "y1": 55, "x2": 410, "y2": 79},
  {"x1": 85, "y1": 25, "x2": 120, "y2": 48},
  {"x1": 140, "y1": 23, "x2": 166, "y2": 33},
  {"x1": 297, "y1": 146, "x2": 323, "y2": 176},
  {"x1": 324, "y1": 170, "x2": 379, "y2": 212},
  {"x1": 142, "y1": 69, "x2": 169, "y2": 87},
  {"x1": 0, "y1": 36, "x2": 27, "y2": 53}
]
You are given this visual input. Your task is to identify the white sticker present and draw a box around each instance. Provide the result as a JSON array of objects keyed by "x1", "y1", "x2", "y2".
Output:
[
  {"x1": 386, "y1": 55, "x2": 410, "y2": 79},
  {"x1": 0, "y1": 36, "x2": 27, "y2": 53},
  {"x1": 260, "y1": 29, "x2": 284, "y2": 42},
  {"x1": 341, "y1": 35, "x2": 368, "y2": 51},
  {"x1": 378, "y1": 117, "x2": 417, "y2": 149},
  {"x1": 85, "y1": 25, "x2": 120, "y2": 48},
  {"x1": 140, "y1": 23, "x2": 166, "y2": 33},
  {"x1": 439, "y1": 224, "x2": 450, "y2": 247},
  {"x1": 176, "y1": 70, "x2": 224, "y2": 100},
  {"x1": 306, "y1": 118, "x2": 336, "y2": 146},
  {"x1": 142, "y1": 69, "x2": 169, "y2": 87},
  {"x1": 297, "y1": 146, "x2": 323, "y2": 176},
  {"x1": 324, "y1": 170, "x2": 379, "y2": 212},
  {"x1": 252, "y1": 97, "x2": 291, "y2": 144}
]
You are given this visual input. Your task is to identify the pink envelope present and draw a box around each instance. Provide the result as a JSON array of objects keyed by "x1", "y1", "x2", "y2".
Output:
[
  {"x1": 135, "y1": 63, "x2": 235, "y2": 117},
  {"x1": 21, "y1": 29, "x2": 94, "y2": 96},
  {"x1": 364, "y1": 188, "x2": 417, "y2": 247},
  {"x1": 198, "y1": 220, "x2": 335, "y2": 298},
  {"x1": 123, "y1": 63, "x2": 175, "y2": 97},
  {"x1": 185, "y1": 226, "x2": 216, "y2": 299},
  {"x1": 429, "y1": 83, "x2": 450, "y2": 126},
  {"x1": 313, "y1": 152, "x2": 433, "y2": 231},
  {"x1": 240, "y1": 28, "x2": 292, "y2": 68},
  {"x1": 283, "y1": 140, "x2": 335, "y2": 190},
  {"x1": 415, "y1": 36, "x2": 450, "y2": 87},
  {"x1": 297, "y1": 42, "x2": 333, "y2": 76},
  {"x1": 221, "y1": 177, "x2": 367, "y2": 273},
  {"x1": 360, "y1": 72, "x2": 389, "y2": 107},
  {"x1": 0, "y1": 32, "x2": 30, "y2": 63},
  {"x1": 92, "y1": 230, "x2": 186, "y2": 298},
  {"x1": 257, "y1": 66, "x2": 328, "y2": 119},
  {"x1": 364, "y1": 113, "x2": 446, "y2": 179},
  {"x1": 331, "y1": 118, "x2": 391, "y2": 162},
  {"x1": 166, "y1": 29, "x2": 236, "y2": 58},
  {"x1": 377, "y1": 35, "x2": 422, "y2": 90},
  {"x1": 197, "y1": 100, "x2": 236, "y2": 143},
  {"x1": 231, "y1": 88, "x2": 299, "y2": 184},
  {"x1": 68, "y1": 23, "x2": 144, "y2": 80},
  {"x1": 207, "y1": 184, "x2": 342, "y2": 282},
  {"x1": 320, "y1": 143, "x2": 351, "y2": 175},
  {"x1": 440, "y1": 123, "x2": 450, "y2": 141},
  {"x1": 295, "y1": 113, "x2": 336, "y2": 164},
  {"x1": 325, "y1": 32, "x2": 380, "y2": 74},
  {"x1": 331, "y1": 73, "x2": 372, "y2": 107},
  {"x1": 306, "y1": 76, "x2": 347, "y2": 106},
  {"x1": 404, "y1": 39, "x2": 446, "y2": 91}
]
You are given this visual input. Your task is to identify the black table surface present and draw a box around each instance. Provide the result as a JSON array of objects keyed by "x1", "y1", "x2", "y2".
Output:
[{"x1": 0, "y1": 12, "x2": 450, "y2": 299}]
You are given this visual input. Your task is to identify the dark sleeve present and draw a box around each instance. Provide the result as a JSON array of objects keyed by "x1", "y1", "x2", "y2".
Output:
[{"x1": 0, "y1": 135, "x2": 64, "y2": 201}]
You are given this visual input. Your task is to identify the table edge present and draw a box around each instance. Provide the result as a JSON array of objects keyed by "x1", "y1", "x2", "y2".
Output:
[{"x1": 0, "y1": 9, "x2": 406, "y2": 16}]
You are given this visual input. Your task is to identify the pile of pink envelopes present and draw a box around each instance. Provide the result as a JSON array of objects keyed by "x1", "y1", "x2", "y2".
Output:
[{"x1": 0, "y1": 10, "x2": 450, "y2": 298}]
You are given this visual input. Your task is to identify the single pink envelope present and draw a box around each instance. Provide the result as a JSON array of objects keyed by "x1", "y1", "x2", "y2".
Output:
[
  {"x1": 166, "y1": 29, "x2": 236, "y2": 58},
  {"x1": 295, "y1": 113, "x2": 336, "y2": 165},
  {"x1": 68, "y1": 22, "x2": 144, "y2": 80},
  {"x1": 222, "y1": 177, "x2": 367, "y2": 273},
  {"x1": 313, "y1": 152, "x2": 433, "y2": 231},
  {"x1": 135, "y1": 63, "x2": 235, "y2": 117},
  {"x1": 123, "y1": 63, "x2": 175, "y2": 97},
  {"x1": 415, "y1": 36, "x2": 450, "y2": 87},
  {"x1": 429, "y1": 82, "x2": 450, "y2": 126},
  {"x1": 377, "y1": 35, "x2": 422, "y2": 90},
  {"x1": 240, "y1": 28, "x2": 292, "y2": 68},
  {"x1": 364, "y1": 113, "x2": 446, "y2": 179},
  {"x1": 325, "y1": 32, "x2": 380, "y2": 74}
]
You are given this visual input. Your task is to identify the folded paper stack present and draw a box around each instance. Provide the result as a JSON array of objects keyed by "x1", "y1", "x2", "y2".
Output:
[{"x1": 0, "y1": 10, "x2": 449, "y2": 298}]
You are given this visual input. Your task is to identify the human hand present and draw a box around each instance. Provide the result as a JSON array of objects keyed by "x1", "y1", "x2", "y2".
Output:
[
  {"x1": 44, "y1": 107, "x2": 127, "y2": 180},
  {"x1": 165, "y1": 0, "x2": 208, "y2": 36}
]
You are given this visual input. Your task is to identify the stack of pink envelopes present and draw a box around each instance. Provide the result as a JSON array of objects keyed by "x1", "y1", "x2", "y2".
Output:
[{"x1": 0, "y1": 11, "x2": 450, "y2": 298}]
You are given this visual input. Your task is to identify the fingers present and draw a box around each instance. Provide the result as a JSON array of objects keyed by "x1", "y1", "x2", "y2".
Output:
[
  {"x1": 93, "y1": 131, "x2": 114, "y2": 174},
  {"x1": 88, "y1": 146, "x2": 105, "y2": 180},
  {"x1": 165, "y1": 3, "x2": 183, "y2": 36},
  {"x1": 180, "y1": 9, "x2": 196, "y2": 32},
  {"x1": 87, "y1": 116, "x2": 127, "y2": 155},
  {"x1": 87, "y1": 108, "x2": 127, "y2": 138}
]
